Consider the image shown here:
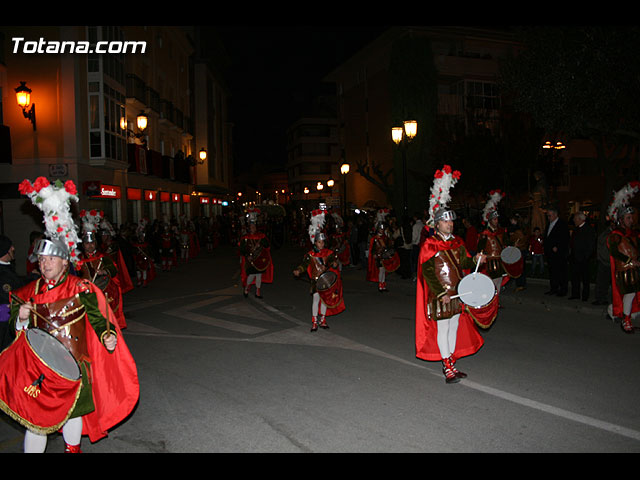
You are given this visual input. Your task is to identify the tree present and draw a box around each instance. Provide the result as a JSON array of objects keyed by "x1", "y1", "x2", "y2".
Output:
[
  {"x1": 500, "y1": 26, "x2": 640, "y2": 223},
  {"x1": 354, "y1": 32, "x2": 438, "y2": 216}
]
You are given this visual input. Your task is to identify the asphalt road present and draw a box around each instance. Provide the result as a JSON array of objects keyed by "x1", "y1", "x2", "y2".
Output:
[{"x1": 1, "y1": 243, "x2": 639, "y2": 453}]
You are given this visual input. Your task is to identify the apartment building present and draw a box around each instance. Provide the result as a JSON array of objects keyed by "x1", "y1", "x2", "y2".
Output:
[{"x1": 0, "y1": 26, "x2": 231, "y2": 273}]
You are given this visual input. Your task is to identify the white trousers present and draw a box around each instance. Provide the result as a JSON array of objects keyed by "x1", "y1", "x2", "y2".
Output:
[
  {"x1": 312, "y1": 292, "x2": 328, "y2": 317},
  {"x1": 436, "y1": 314, "x2": 460, "y2": 359},
  {"x1": 24, "y1": 416, "x2": 82, "y2": 453}
]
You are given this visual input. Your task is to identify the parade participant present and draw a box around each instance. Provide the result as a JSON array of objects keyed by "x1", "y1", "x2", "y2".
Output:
[
  {"x1": 606, "y1": 181, "x2": 640, "y2": 333},
  {"x1": 99, "y1": 218, "x2": 134, "y2": 294},
  {"x1": 415, "y1": 165, "x2": 486, "y2": 384},
  {"x1": 178, "y1": 217, "x2": 191, "y2": 263},
  {"x1": 367, "y1": 209, "x2": 401, "y2": 292},
  {"x1": 130, "y1": 219, "x2": 155, "y2": 287},
  {"x1": 293, "y1": 209, "x2": 345, "y2": 331},
  {"x1": 477, "y1": 190, "x2": 512, "y2": 295},
  {"x1": 0, "y1": 235, "x2": 25, "y2": 349},
  {"x1": 239, "y1": 209, "x2": 273, "y2": 299},
  {"x1": 159, "y1": 222, "x2": 176, "y2": 272},
  {"x1": 2, "y1": 177, "x2": 139, "y2": 453},
  {"x1": 330, "y1": 211, "x2": 351, "y2": 269},
  {"x1": 26, "y1": 231, "x2": 44, "y2": 280},
  {"x1": 76, "y1": 210, "x2": 126, "y2": 329}
]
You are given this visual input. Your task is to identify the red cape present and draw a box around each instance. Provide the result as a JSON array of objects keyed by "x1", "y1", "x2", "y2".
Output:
[
  {"x1": 415, "y1": 234, "x2": 484, "y2": 362},
  {"x1": 13, "y1": 273, "x2": 139, "y2": 442},
  {"x1": 239, "y1": 233, "x2": 274, "y2": 287},
  {"x1": 366, "y1": 236, "x2": 400, "y2": 281},
  {"x1": 76, "y1": 253, "x2": 126, "y2": 329},
  {"x1": 607, "y1": 228, "x2": 640, "y2": 318},
  {"x1": 306, "y1": 248, "x2": 345, "y2": 316}
]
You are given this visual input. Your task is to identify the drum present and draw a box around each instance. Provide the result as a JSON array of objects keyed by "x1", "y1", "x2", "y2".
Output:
[
  {"x1": 382, "y1": 250, "x2": 400, "y2": 273},
  {"x1": 456, "y1": 272, "x2": 496, "y2": 308},
  {"x1": 501, "y1": 246, "x2": 523, "y2": 278},
  {"x1": 0, "y1": 328, "x2": 82, "y2": 434},
  {"x1": 381, "y1": 248, "x2": 396, "y2": 260},
  {"x1": 316, "y1": 270, "x2": 337, "y2": 292}
]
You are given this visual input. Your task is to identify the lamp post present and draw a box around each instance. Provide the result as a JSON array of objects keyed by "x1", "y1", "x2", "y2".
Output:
[
  {"x1": 392, "y1": 120, "x2": 417, "y2": 216},
  {"x1": 340, "y1": 162, "x2": 350, "y2": 218}
]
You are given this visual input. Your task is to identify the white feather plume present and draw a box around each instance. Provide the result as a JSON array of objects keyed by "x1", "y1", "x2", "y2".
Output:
[{"x1": 608, "y1": 182, "x2": 640, "y2": 219}]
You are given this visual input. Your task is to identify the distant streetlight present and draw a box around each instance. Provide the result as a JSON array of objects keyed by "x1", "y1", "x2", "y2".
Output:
[
  {"x1": 392, "y1": 120, "x2": 418, "y2": 216},
  {"x1": 341, "y1": 161, "x2": 350, "y2": 217}
]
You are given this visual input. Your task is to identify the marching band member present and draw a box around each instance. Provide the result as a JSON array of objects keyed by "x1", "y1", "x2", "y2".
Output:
[
  {"x1": 99, "y1": 218, "x2": 134, "y2": 294},
  {"x1": 477, "y1": 190, "x2": 510, "y2": 295},
  {"x1": 367, "y1": 209, "x2": 400, "y2": 292},
  {"x1": 293, "y1": 209, "x2": 345, "y2": 331},
  {"x1": 76, "y1": 210, "x2": 126, "y2": 329},
  {"x1": 130, "y1": 219, "x2": 155, "y2": 287},
  {"x1": 415, "y1": 166, "x2": 486, "y2": 384},
  {"x1": 330, "y1": 211, "x2": 351, "y2": 270},
  {"x1": 239, "y1": 209, "x2": 273, "y2": 299},
  {"x1": 2, "y1": 177, "x2": 138, "y2": 453},
  {"x1": 606, "y1": 181, "x2": 640, "y2": 333}
]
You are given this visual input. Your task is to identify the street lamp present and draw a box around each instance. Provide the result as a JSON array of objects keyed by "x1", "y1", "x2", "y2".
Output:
[
  {"x1": 391, "y1": 120, "x2": 418, "y2": 216},
  {"x1": 341, "y1": 161, "x2": 350, "y2": 217},
  {"x1": 15, "y1": 81, "x2": 36, "y2": 130}
]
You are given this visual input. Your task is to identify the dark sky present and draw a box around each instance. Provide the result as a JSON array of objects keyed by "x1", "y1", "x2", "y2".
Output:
[{"x1": 213, "y1": 26, "x2": 389, "y2": 174}]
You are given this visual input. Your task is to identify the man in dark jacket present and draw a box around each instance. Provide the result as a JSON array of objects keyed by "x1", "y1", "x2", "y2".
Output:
[
  {"x1": 544, "y1": 206, "x2": 570, "y2": 296},
  {"x1": 568, "y1": 212, "x2": 596, "y2": 301}
]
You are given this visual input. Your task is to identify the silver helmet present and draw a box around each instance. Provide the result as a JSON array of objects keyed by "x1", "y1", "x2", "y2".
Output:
[
  {"x1": 33, "y1": 237, "x2": 69, "y2": 260},
  {"x1": 82, "y1": 230, "x2": 98, "y2": 243},
  {"x1": 433, "y1": 207, "x2": 457, "y2": 223}
]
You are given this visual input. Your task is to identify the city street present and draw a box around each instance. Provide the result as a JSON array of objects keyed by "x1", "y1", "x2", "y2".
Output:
[{"x1": 1, "y1": 244, "x2": 639, "y2": 453}]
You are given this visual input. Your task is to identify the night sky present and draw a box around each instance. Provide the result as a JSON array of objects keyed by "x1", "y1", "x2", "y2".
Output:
[{"x1": 213, "y1": 26, "x2": 389, "y2": 174}]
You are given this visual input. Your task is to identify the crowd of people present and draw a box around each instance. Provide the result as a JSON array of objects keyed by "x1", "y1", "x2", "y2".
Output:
[{"x1": 0, "y1": 172, "x2": 638, "y2": 451}]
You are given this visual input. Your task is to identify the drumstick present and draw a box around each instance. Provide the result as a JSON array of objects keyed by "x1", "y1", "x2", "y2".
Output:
[
  {"x1": 450, "y1": 291, "x2": 472, "y2": 299},
  {"x1": 9, "y1": 292, "x2": 57, "y2": 329},
  {"x1": 104, "y1": 293, "x2": 111, "y2": 336},
  {"x1": 91, "y1": 258, "x2": 104, "y2": 282},
  {"x1": 474, "y1": 251, "x2": 483, "y2": 275}
]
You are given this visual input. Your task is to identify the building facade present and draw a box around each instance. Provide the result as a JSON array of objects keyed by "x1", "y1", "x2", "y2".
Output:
[{"x1": 0, "y1": 26, "x2": 232, "y2": 273}]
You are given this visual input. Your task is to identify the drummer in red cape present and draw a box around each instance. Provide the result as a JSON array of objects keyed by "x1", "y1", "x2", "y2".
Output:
[
  {"x1": 606, "y1": 181, "x2": 640, "y2": 333},
  {"x1": 0, "y1": 178, "x2": 138, "y2": 453},
  {"x1": 415, "y1": 165, "x2": 488, "y2": 384},
  {"x1": 239, "y1": 208, "x2": 273, "y2": 299},
  {"x1": 293, "y1": 208, "x2": 345, "y2": 332},
  {"x1": 76, "y1": 209, "x2": 127, "y2": 330},
  {"x1": 367, "y1": 209, "x2": 401, "y2": 292},
  {"x1": 477, "y1": 190, "x2": 523, "y2": 301}
]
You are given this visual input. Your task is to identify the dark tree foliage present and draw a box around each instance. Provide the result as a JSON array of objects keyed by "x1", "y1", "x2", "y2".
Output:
[{"x1": 500, "y1": 26, "x2": 640, "y2": 221}]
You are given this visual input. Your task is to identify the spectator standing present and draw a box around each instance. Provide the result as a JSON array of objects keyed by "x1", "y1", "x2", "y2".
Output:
[
  {"x1": 568, "y1": 212, "x2": 596, "y2": 302},
  {"x1": 592, "y1": 222, "x2": 613, "y2": 306},
  {"x1": 411, "y1": 213, "x2": 425, "y2": 281},
  {"x1": 529, "y1": 226, "x2": 545, "y2": 275},
  {"x1": 544, "y1": 206, "x2": 570, "y2": 296}
]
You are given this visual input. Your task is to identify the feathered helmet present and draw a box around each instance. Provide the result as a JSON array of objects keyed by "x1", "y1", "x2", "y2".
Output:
[
  {"x1": 429, "y1": 164, "x2": 461, "y2": 225},
  {"x1": 246, "y1": 208, "x2": 260, "y2": 225},
  {"x1": 482, "y1": 189, "x2": 505, "y2": 225},
  {"x1": 375, "y1": 209, "x2": 390, "y2": 232},
  {"x1": 100, "y1": 217, "x2": 116, "y2": 238},
  {"x1": 79, "y1": 209, "x2": 104, "y2": 243},
  {"x1": 309, "y1": 208, "x2": 327, "y2": 243},
  {"x1": 608, "y1": 181, "x2": 640, "y2": 222},
  {"x1": 18, "y1": 177, "x2": 81, "y2": 263}
]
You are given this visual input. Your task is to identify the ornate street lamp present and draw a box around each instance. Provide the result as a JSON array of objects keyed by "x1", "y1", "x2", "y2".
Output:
[
  {"x1": 391, "y1": 120, "x2": 418, "y2": 215},
  {"x1": 15, "y1": 81, "x2": 36, "y2": 130}
]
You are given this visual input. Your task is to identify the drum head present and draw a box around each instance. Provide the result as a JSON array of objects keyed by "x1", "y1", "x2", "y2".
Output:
[
  {"x1": 457, "y1": 273, "x2": 496, "y2": 308},
  {"x1": 316, "y1": 271, "x2": 337, "y2": 291},
  {"x1": 26, "y1": 329, "x2": 80, "y2": 380},
  {"x1": 501, "y1": 246, "x2": 522, "y2": 264}
]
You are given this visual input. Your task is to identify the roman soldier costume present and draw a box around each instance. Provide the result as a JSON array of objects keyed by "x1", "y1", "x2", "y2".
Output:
[
  {"x1": 293, "y1": 209, "x2": 345, "y2": 331},
  {"x1": 367, "y1": 209, "x2": 400, "y2": 292},
  {"x1": 99, "y1": 218, "x2": 134, "y2": 294},
  {"x1": 76, "y1": 210, "x2": 126, "y2": 329},
  {"x1": 477, "y1": 190, "x2": 511, "y2": 293},
  {"x1": 0, "y1": 177, "x2": 139, "y2": 453},
  {"x1": 130, "y1": 220, "x2": 156, "y2": 287},
  {"x1": 239, "y1": 208, "x2": 273, "y2": 299},
  {"x1": 415, "y1": 165, "x2": 485, "y2": 383},
  {"x1": 159, "y1": 221, "x2": 177, "y2": 272},
  {"x1": 606, "y1": 181, "x2": 640, "y2": 333},
  {"x1": 330, "y1": 211, "x2": 351, "y2": 268}
]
